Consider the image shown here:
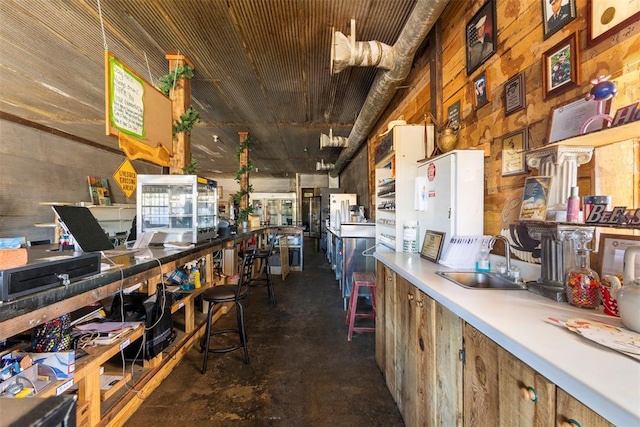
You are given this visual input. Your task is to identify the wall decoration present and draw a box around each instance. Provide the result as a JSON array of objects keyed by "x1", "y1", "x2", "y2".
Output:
[
  {"x1": 446, "y1": 100, "x2": 461, "y2": 128},
  {"x1": 420, "y1": 230, "x2": 446, "y2": 263},
  {"x1": 547, "y1": 97, "x2": 603, "y2": 143},
  {"x1": 597, "y1": 233, "x2": 640, "y2": 278},
  {"x1": 542, "y1": 0, "x2": 576, "y2": 40},
  {"x1": 581, "y1": 75, "x2": 618, "y2": 133},
  {"x1": 501, "y1": 128, "x2": 528, "y2": 176},
  {"x1": 542, "y1": 33, "x2": 579, "y2": 100},
  {"x1": 587, "y1": 0, "x2": 640, "y2": 46},
  {"x1": 519, "y1": 176, "x2": 553, "y2": 221},
  {"x1": 504, "y1": 73, "x2": 525, "y2": 116},
  {"x1": 473, "y1": 72, "x2": 490, "y2": 108},
  {"x1": 466, "y1": 0, "x2": 497, "y2": 75},
  {"x1": 612, "y1": 103, "x2": 640, "y2": 126}
]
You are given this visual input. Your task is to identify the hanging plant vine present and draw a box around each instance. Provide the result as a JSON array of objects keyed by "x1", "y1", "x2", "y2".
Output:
[
  {"x1": 234, "y1": 135, "x2": 255, "y2": 220},
  {"x1": 173, "y1": 106, "x2": 200, "y2": 136},
  {"x1": 158, "y1": 63, "x2": 194, "y2": 97}
]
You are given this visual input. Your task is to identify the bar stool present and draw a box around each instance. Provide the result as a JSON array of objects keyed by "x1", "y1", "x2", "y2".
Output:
[
  {"x1": 248, "y1": 228, "x2": 278, "y2": 305},
  {"x1": 345, "y1": 272, "x2": 377, "y2": 341},
  {"x1": 200, "y1": 252, "x2": 253, "y2": 373}
]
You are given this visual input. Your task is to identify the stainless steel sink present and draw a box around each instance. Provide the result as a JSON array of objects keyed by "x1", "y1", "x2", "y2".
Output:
[{"x1": 436, "y1": 271, "x2": 527, "y2": 290}]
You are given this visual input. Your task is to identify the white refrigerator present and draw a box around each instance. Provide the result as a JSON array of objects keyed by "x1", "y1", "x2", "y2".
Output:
[{"x1": 416, "y1": 150, "x2": 484, "y2": 254}]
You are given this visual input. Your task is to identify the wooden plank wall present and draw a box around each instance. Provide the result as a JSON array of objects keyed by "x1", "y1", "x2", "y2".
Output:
[
  {"x1": 0, "y1": 120, "x2": 161, "y2": 242},
  {"x1": 367, "y1": 0, "x2": 640, "y2": 250}
]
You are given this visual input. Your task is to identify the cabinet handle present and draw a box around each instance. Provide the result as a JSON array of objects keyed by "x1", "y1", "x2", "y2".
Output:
[
  {"x1": 561, "y1": 420, "x2": 581, "y2": 427},
  {"x1": 519, "y1": 386, "x2": 538, "y2": 402},
  {"x1": 416, "y1": 299, "x2": 424, "y2": 308},
  {"x1": 407, "y1": 293, "x2": 414, "y2": 301}
]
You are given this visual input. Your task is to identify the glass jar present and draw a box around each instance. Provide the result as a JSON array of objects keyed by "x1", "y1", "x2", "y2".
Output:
[
  {"x1": 565, "y1": 249, "x2": 601, "y2": 308},
  {"x1": 402, "y1": 221, "x2": 419, "y2": 253}
]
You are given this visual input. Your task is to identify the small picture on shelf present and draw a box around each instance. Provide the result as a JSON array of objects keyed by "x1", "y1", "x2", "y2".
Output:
[
  {"x1": 519, "y1": 176, "x2": 553, "y2": 221},
  {"x1": 87, "y1": 176, "x2": 112, "y2": 206}
]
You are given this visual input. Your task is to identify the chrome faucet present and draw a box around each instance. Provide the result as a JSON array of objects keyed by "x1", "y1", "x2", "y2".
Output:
[{"x1": 489, "y1": 235, "x2": 514, "y2": 279}]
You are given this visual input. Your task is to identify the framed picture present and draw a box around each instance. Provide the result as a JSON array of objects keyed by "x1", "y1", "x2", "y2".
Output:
[
  {"x1": 446, "y1": 100, "x2": 461, "y2": 128},
  {"x1": 587, "y1": 0, "x2": 640, "y2": 47},
  {"x1": 542, "y1": 33, "x2": 579, "y2": 100},
  {"x1": 501, "y1": 128, "x2": 528, "y2": 176},
  {"x1": 519, "y1": 176, "x2": 553, "y2": 221},
  {"x1": 473, "y1": 72, "x2": 490, "y2": 108},
  {"x1": 504, "y1": 73, "x2": 525, "y2": 116},
  {"x1": 420, "y1": 230, "x2": 446, "y2": 263},
  {"x1": 466, "y1": 0, "x2": 497, "y2": 75},
  {"x1": 547, "y1": 96, "x2": 608, "y2": 143},
  {"x1": 596, "y1": 233, "x2": 640, "y2": 278},
  {"x1": 542, "y1": 0, "x2": 577, "y2": 40}
]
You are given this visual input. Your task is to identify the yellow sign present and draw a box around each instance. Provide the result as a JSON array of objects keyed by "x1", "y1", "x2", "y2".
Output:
[{"x1": 113, "y1": 158, "x2": 137, "y2": 199}]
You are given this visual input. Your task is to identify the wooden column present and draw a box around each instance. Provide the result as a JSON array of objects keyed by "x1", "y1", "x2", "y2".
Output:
[
  {"x1": 238, "y1": 131, "x2": 249, "y2": 212},
  {"x1": 166, "y1": 54, "x2": 193, "y2": 174}
]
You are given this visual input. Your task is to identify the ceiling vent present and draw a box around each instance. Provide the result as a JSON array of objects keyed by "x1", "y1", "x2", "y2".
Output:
[
  {"x1": 331, "y1": 19, "x2": 394, "y2": 75},
  {"x1": 320, "y1": 128, "x2": 349, "y2": 149},
  {"x1": 316, "y1": 159, "x2": 335, "y2": 171}
]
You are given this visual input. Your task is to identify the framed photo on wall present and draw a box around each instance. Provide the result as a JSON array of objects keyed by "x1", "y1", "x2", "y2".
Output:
[
  {"x1": 466, "y1": 0, "x2": 497, "y2": 75},
  {"x1": 501, "y1": 128, "x2": 528, "y2": 176},
  {"x1": 587, "y1": 0, "x2": 640, "y2": 46},
  {"x1": 504, "y1": 73, "x2": 525, "y2": 116},
  {"x1": 542, "y1": 33, "x2": 579, "y2": 100},
  {"x1": 473, "y1": 72, "x2": 490, "y2": 108},
  {"x1": 446, "y1": 100, "x2": 461, "y2": 128},
  {"x1": 542, "y1": 0, "x2": 576, "y2": 40}
]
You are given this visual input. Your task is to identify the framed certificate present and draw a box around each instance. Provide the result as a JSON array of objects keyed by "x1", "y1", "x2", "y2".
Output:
[
  {"x1": 420, "y1": 230, "x2": 446, "y2": 263},
  {"x1": 501, "y1": 127, "x2": 528, "y2": 176},
  {"x1": 597, "y1": 233, "x2": 640, "y2": 278}
]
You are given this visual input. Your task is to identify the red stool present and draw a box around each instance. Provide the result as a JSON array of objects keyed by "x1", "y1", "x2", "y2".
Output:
[{"x1": 345, "y1": 272, "x2": 377, "y2": 341}]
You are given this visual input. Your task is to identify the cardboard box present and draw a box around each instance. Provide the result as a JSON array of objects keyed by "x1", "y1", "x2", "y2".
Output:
[
  {"x1": 29, "y1": 351, "x2": 75, "y2": 379},
  {"x1": 248, "y1": 214, "x2": 261, "y2": 228}
]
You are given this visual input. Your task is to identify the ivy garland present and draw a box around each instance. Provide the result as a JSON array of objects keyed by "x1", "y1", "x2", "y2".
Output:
[
  {"x1": 173, "y1": 107, "x2": 201, "y2": 136},
  {"x1": 234, "y1": 136, "x2": 255, "y2": 220},
  {"x1": 158, "y1": 63, "x2": 194, "y2": 97}
]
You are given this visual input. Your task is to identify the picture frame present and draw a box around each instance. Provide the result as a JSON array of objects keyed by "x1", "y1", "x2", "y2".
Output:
[
  {"x1": 519, "y1": 176, "x2": 553, "y2": 221},
  {"x1": 596, "y1": 233, "x2": 640, "y2": 278},
  {"x1": 504, "y1": 73, "x2": 525, "y2": 116},
  {"x1": 587, "y1": 0, "x2": 640, "y2": 47},
  {"x1": 420, "y1": 230, "x2": 446, "y2": 263},
  {"x1": 542, "y1": 33, "x2": 579, "y2": 100},
  {"x1": 542, "y1": 0, "x2": 577, "y2": 40},
  {"x1": 446, "y1": 100, "x2": 461, "y2": 128},
  {"x1": 501, "y1": 127, "x2": 528, "y2": 176},
  {"x1": 473, "y1": 72, "x2": 490, "y2": 108},
  {"x1": 466, "y1": 0, "x2": 497, "y2": 75},
  {"x1": 546, "y1": 96, "x2": 608, "y2": 144}
]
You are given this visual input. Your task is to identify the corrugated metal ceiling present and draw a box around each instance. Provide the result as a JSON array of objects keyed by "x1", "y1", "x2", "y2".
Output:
[{"x1": 0, "y1": 0, "x2": 422, "y2": 177}]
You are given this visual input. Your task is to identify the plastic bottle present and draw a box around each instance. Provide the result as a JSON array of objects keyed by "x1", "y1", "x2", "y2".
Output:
[
  {"x1": 192, "y1": 263, "x2": 201, "y2": 289},
  {"x1": 475, "y1": 243, "x2": 491, "y2": 272},
  {"x1": 566, "y1": 186, "x2": 580, "y2": 223}
]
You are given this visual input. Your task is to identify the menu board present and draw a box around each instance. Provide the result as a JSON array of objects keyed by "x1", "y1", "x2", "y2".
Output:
[{"x1": 104, "y1": 51, "x2": 172, "y2": 163}]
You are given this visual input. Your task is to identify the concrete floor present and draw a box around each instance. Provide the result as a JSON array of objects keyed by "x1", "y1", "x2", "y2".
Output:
[{"x1": 125, "y1": 240, "x2": 404, "y2": 427}]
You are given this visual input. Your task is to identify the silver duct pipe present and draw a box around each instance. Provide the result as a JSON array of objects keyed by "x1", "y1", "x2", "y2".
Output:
[{"x1": 330, "y1": 0, "x2": 449, "y2": 177}]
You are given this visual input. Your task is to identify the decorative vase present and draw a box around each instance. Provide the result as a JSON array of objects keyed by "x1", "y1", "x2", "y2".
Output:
[{"x1": 437, "y1": 127, "x2": 458, "y2": 153}]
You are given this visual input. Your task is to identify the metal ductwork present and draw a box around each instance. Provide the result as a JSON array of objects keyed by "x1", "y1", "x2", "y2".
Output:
[
  {"x1": 320, "y1": 128, "x2": 349, "y2": 149},
  {"x1": 316, "y1": 159, "x2": 335, "y2": 171},
  {"x1": 331, "y1": 19, "x2": 394, "y2": 75},
  {"x1": 330, "y1": 0, "x2": 450, "y2": 177}
]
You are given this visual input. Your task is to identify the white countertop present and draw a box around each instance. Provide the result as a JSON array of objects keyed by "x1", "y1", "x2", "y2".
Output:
[{"x1": 374, "y1": 250, "x2": 640, "y2": 426}]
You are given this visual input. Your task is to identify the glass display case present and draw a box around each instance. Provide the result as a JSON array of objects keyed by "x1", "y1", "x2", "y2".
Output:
[
  {"x1": 251, "y1": 192, "x2": 297, "y2": 226},
  {"x1": 137, "y1": 175, "x2": 218, "y2": 243}
]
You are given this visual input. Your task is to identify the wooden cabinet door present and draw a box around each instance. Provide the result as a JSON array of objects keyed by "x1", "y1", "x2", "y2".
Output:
[
  {"x1": 556, "y1": 388, "x2": 614, "y2": 427},
  {"x1": 416, "y1": 289, "x2": 435, "y2": 427},
  {"x1": 396, "y1": 275, "x2": 418, "y2": 425},
  {"x1": 375, "y1": 261, "x2": 387, "y2": 372},
  {"x1": 383, "y1": 265, "x2": 398, "y2": 401},
  {"x1": 434, "y1": 301, "x2": 463, "y2": 426},
  {"x1": 497, "y1": 346, "x2": 555, "y2": 427},
  {"x1": 463, "y1": 323, "x2": 500, "y2": 426}
]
